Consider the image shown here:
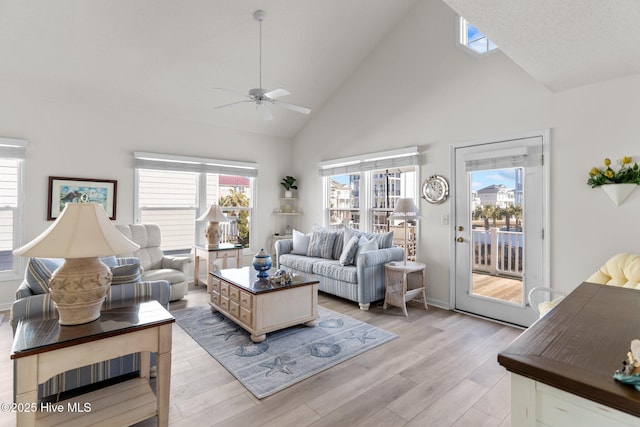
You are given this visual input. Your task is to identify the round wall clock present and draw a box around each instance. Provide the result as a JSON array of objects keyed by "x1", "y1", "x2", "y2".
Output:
[{"x1": 421, "y1": 175, "x2": 449, "y2": 204}]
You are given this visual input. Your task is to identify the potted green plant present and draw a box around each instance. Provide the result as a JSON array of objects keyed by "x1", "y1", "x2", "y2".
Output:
[{"x1": 281, "y1": 176, "x2": 298, "y2": 198}]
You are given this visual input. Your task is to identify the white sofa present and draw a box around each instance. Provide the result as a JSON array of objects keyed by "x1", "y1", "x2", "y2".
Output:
[
  {"x1": 276, "y1": 227, "x2": 404, "y2": 310},
  {"x1": 116, "y1": 224, "x2": 191, "y2": 301}
]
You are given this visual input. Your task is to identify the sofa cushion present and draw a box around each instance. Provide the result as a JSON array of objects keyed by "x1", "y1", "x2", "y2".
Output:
[
  {"x1": 306, "y1": 230, "x2": 338, "y2": 259},
  {"x1": 278, "y1": 254, "x2": 321, "y2": 274},
  {"x1": 332, "y1": 229, "x2": 345, "y2": 260},
  {"x1": 292, "y1": 229, "x2": 311, "y2": 255},
  {"x1": 25, "y1": 258, "x2": 63, "y2": 295},
  {"x1": 339, "y1": 235, "x2": 360, "y2": 266},
  {"x1": 142, "y1": 268, "x2": 185, "y2": 285},
  {"x1": 313, "y1": 260, "x2": 358, "y2": 284},
  {"x1": 111, "y1": 261, "x2": 142, "y2": 285},
  {"x1": 360, "y1": 231, "x2": 394, "y2": 249},
  {"x1": 354, "y1": 236, "x2": 379, "y2": 265}
]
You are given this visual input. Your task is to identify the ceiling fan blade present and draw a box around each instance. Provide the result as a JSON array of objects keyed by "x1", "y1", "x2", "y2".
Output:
[
  {"x1": 214, "y1": 100, "x2": 251, "y2": 110},
  {"x1": 263, "y1": 88, "x2": 290, "y2": 99},
  {"x1": 256, "y1": 102, "x2": 273, "y2": 120},
  {"x1": 273, "y1": 100, "x2": 311, "y2": 115}
]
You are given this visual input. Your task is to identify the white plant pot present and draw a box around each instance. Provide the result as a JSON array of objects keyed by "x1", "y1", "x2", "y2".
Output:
[
  {"x1": 284, "y1": 190, "x2": 293, "y2": 198},
  {"x1": 600, "y1": 183, "x2": 637, "y2": 206}
]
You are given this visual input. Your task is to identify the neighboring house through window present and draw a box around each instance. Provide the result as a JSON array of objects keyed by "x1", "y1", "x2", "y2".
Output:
[
  {"x1": 135, "y1": 152, "x2": 257, "y2": 254},
  {"x1": 0, "y1": 137, "x2": 26, "y2": 280},
  {"x1": 319, "y1": 147, "x2": 420, "y2": 260}
]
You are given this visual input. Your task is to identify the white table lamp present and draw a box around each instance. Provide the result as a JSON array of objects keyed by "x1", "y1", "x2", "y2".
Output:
[
  {"x1": 13, "y1": 203, "x2": 140, "y2": 325},
  {"x1": 197, "y1": 205, "x2": 229, "y2": 248},
  {"x1": 389, "y1": 198, "x2": 422, "y2": 265}
]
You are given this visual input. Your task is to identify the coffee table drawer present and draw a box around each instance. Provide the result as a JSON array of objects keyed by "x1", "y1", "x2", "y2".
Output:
[
  {"x1": 229, "y1": 286, "x2": 240, "y2": 302},
  {"x1": 220, "y1": 282, "x2": 230, "y2": 298},
  {"x1": 211, "y1": 291, "x2": 220, "y2": 306},
  {"x1": 229, "y1": 300, "x2": 240, "y2": 317},
  {"x1": 239, "y1": 307, "x2": 252, "y2": 326},
  {"x1": 239, "y1": 290, "x2": 253, "y2": 309},
  {"x1": 210, "y1": 278, "x2": 221, "y2": 294},
  {"x1": 220, "y1": 295, "x2": 230, "y2": 312}
]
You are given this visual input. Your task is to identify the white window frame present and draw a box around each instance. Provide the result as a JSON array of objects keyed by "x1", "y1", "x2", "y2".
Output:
[
  {"x1": 0, "y1": 137, "x2": 27, "y2": 281},
  {"x1": 134, "y1": 152, "x2": 258, "y2": 253},
  {"x1": 457, "y1": 16, "x2": 498, "y2": 57},
  {"x1": 318, "y1": 147, "x2": 420, "y2": 232}
]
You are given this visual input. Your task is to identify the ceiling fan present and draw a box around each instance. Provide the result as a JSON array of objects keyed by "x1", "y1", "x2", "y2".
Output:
[{"x1": 213, "y1": 10, "x2": 311, "y2": 121}]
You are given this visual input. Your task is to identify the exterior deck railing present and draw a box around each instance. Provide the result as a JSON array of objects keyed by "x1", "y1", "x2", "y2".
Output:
[{"x1": 472, "y1": 228, "x2": 523, "y2": 277}]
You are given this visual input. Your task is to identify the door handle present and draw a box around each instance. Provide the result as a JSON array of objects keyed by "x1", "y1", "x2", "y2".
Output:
[{"x1": 456, "y1": 237, "x2": 464, "y2": 243}]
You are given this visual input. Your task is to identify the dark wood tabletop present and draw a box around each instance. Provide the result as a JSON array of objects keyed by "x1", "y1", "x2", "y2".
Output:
[
  {"x1": 498, "y1": 282, "x2": 640, "y2": 417},
  {"x1": 211, "y1": 266, "x2": 318, "y2": 295},
  {"x1": 11, "y1": 300, "x2": 175, "y2": 359}
]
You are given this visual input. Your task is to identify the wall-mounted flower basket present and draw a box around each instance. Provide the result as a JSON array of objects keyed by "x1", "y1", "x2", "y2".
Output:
[
  {"x1": 588, "y1": 156, "x2": 640, "y2": 206},
  {"x1": 601, "y1": 183, "x2": 637, "y2": 206}
]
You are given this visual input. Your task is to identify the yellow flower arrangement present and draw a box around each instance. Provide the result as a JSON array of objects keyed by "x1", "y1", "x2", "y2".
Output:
[{"x1": 587, "y1": 156, "x2": 640, "y2": 188}]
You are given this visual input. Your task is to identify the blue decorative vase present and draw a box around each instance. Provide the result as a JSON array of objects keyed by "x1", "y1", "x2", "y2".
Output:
[{"x1": 252, "y1": 248, "x2": 272, "y2": 277}]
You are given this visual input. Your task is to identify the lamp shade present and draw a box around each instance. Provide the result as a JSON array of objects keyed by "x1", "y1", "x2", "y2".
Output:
[
  {"x1": 13, "y1": 203, "x2": 139, "y2": 258},
  {"x1": 389, "y1": 198, "x2": 423, "y2": 220},
  {"x1": 196, "y1": 205, "x2": 229, "y2": 222}
]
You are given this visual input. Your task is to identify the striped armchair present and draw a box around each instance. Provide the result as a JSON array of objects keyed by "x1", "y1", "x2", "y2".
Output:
[{"x1": 10, "y1": 256, "x2": 171, "y2": 401}]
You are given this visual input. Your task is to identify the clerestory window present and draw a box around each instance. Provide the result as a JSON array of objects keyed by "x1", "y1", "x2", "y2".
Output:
[{"x1": 459, "y1": 17, "x2": 497, "y2": 55}]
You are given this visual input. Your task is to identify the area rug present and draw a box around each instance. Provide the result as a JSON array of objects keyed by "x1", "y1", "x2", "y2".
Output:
[{"x1": 173, "y1": 306, "x2": 397, "y2": 399}]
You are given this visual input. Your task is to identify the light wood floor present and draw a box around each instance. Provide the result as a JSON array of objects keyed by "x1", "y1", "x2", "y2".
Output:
[{"x1": 0, "y1": 285, "x2": 521, "y2": 427}]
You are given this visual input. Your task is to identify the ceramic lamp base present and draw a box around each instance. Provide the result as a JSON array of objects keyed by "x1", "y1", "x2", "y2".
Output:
[
  {"x1": 48, "y1": 257, "x2": 112, "y2": 325},
  {"x1": 204, "y1": 221, "x2": 222, "y2": 247}
]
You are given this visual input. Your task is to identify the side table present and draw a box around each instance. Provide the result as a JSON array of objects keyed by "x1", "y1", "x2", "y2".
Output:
[
  {"x1": 383, "y1": 261, "x2": 428, "y2": 316},
  {"x1": 11, "y1": 300, "x2": 174, "y2": 427},
  {"x1": 193, "y1": 244, "x2": 243, "y2": 292}
]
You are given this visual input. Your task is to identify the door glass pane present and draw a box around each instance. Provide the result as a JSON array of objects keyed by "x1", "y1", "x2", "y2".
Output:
[{"x1": 470, "y1": 168, "x2": 524, "y2": 304}]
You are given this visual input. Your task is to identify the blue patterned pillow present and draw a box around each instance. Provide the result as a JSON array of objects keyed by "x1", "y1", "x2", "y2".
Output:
[
  {"x1": 25, "y1": 258, "x2": 63, "y2": 295},
  {"x1": 306, "y1": 231, "x2": 338, "y2": 259},
  {"x1": 339, "y1": 235, "x2": 360, "y2": 266}
]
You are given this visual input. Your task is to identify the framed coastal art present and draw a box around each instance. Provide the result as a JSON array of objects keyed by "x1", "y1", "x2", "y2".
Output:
[{"x1": 47, "y1": 176, "x2": 117, "y2": 220}]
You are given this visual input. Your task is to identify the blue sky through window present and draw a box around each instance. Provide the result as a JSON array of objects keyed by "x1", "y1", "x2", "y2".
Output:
[{"x1": 472, "y1": 169, "x2": 516, "y2": 191}]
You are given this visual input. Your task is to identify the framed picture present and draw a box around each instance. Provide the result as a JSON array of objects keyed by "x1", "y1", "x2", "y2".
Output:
[{"x1": 48, "y1": 176, "x2": 117, "y2": 220}]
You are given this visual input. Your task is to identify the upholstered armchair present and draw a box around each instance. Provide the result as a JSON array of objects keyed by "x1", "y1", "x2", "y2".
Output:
[
  {"x1": 116, "y1": 224, "x2": 191, "y2": 301},
  {"x1": 530, "y1": 253, "x2": 640, "y2": 317}
]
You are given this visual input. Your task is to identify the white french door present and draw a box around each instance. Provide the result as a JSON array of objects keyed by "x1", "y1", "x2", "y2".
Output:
[{"x1": 451, "y1": 131, "x2": 549, "y2": 327}]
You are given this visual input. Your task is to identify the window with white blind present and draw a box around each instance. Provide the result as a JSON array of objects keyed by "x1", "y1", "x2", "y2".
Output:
[
  {"x1": 0, "y1": 138, "x2": 26, "y2": 279},
  {"x1": 135, "y1": 152, "x2": 257, "y2": 253},
  {"x1": 319, "y1": 147, "x2": 420, "y2": 258}
]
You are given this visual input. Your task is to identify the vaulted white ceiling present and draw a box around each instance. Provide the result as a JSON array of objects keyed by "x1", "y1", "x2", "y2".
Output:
[
  {"x1": 442, "y1": 0, "x2": 640, "y2": 92},
  {"x1": 0, "y1": 0, "x2": 417, "y2": 138},
  {"x1": 1, "y1": 1, "x2": 638, "y2": 139}
]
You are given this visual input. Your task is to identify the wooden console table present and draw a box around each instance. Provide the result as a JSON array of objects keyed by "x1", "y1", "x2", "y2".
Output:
[
  {"x1": 498, "y1": 282, "x2": 640, "y2": 426},
  {"x1": 11, "y1": 300, "x2": 174, "y2": 427},
  {"x1": 193, "y1": 244, "x2": 243, "y2": 292}
]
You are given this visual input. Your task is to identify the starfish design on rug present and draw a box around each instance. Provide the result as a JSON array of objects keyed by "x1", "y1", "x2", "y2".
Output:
[
  {"x1": 216, "y1": 327, "x2": 242, "y2": 341},
  {"x1": 259, "y1": 356, "x2": 297, "y2": 376},
  {"x1": 345, "y1": 330, "x2": 376, "y2": 344}
]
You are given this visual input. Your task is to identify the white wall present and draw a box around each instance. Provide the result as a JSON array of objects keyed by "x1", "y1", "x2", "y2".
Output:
[
  {"x1": 292, "y1": 0, "x2": 640, "y2": 306},
  {"x1": 0, "y1": 87, "x2": 291, "y2": 308}
]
